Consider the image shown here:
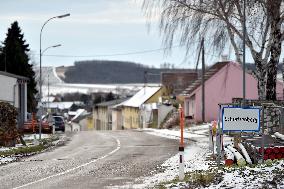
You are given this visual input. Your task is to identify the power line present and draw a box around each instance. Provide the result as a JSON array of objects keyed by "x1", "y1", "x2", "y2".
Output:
[
  {"x1": 36, "y1": 44, "x2": 184, "y2": 58},
  {"x1": 33, "y1": 40, "x2": 204, "y2": 58}
]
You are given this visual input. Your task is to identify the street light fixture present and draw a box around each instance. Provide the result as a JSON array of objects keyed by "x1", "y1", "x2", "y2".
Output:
[
  {"x1": 42, "y1": 44, "x2": 62, "y2": 54},
  {"x1": 39, "y1": 13, "x2": 70, "y2": 140}
]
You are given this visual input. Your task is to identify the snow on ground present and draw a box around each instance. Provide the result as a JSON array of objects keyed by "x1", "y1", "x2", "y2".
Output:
[
  {"x1": 0, "y1": 156, "x2": 16, "y2": 165},
  {"x1": 23, "y1": 134, "x2": 53, "y2": 140},
  {"x1": 0, "y1": 134, "x2": 61, "y2": 165},
  {"x1": 143, "y1": 127, "x2": 208, "y2": 142},
  {"x1": 116, "y1": 124, "x2": 283, "y2": 189},
  {"x1": 209, "y1": 160, "x2": 284, "y2": 189}
]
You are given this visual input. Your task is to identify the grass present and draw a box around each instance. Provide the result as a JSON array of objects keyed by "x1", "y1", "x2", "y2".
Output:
[
  {"x1": 155, "y1": 169, "x2": 222, "y2": 189},
  {"x1": 0, "y1": 135, "x2": 60, "y2": 157},
  {"x1": 0, "y1": 144, "x2": 47, "y2": 157}
]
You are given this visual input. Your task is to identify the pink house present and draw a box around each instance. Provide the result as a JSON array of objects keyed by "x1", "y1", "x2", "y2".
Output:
[{"x1": 183, "y1": 61, "x2": 283, "y2": 123}]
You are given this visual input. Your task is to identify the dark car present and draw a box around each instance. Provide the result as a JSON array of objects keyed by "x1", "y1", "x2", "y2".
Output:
[{"x1": 53, "y1": 116, "x2": 65, "y2": 132}]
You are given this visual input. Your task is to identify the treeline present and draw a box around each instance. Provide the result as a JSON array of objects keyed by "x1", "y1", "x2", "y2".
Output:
[{"x1": 63, "y1": 60, "x2": 195, "y2": 84}]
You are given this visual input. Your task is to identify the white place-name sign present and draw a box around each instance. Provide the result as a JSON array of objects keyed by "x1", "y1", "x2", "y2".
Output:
[{"x1": 222, "y1": 107, "x2": 260, "y2": 131}]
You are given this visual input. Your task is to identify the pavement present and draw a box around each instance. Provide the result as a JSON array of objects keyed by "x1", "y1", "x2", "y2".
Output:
[{"x1": 0, "y1": 130, "x2": 179, "y2": 189}]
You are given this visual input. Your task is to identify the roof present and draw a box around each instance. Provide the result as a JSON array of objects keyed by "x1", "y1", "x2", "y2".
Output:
[
  {"x1": 95, "y1": 98, "x2": 129, "y2": 107},
  {"x1": 0, "y1": 71, "x2": 29, "y2": 81},
  {"x1": 42, "y1": 101, "x2": 83, "y2": 109},
  {"x1": 42, "y1": 96, "x2": 56, "y2": 103},
  {"x1": 121, "y1": 86, "x2": 161, "y2": 108},
  {"x1": 182, "y1": 61, "x2": 230, "y2": 96}
]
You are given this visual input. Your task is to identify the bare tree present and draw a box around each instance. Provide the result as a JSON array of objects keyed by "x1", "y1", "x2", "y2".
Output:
[{"x1": 142, "y1": 0, "x2": 284, "y2": 100}]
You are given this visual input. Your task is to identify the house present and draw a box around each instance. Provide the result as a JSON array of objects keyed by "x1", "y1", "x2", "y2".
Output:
[
  {"x1": 0, "y1": 71, "x2": 29, "y2": 128},
  {"x1": 42, "y1": 101, "x2": 84, "y2": 117},
  {"x1": 112, "y1": 104, "x2": 124, "y2": 130},
  {"x1": 120, "y1": 86, "x2": 167, "y2": 129},
  {"x1": 182, "y1": 61, "x2": 283, "y2": 123},
  {"x1": 93, "y1": 98, "x2": 127, "y2": 130}
]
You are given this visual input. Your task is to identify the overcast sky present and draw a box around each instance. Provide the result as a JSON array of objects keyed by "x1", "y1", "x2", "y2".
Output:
[{"x1": 0, "y1": 0, "x2": 224, "y2": 68}]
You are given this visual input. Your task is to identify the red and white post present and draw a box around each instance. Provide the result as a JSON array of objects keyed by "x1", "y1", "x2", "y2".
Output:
[{"x1": 179, "y1": 105, "x2": 185, "y2": 180}]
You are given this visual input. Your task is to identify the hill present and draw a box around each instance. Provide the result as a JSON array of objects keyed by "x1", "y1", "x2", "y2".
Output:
[{"x1": 60, "y1": 60, "x2": 195, "y2": 84}]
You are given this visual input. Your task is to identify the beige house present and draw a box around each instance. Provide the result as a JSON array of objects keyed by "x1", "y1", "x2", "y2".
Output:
[
  {"x1": 119, "y1": 86, "x2": 167, "y2": 129},
  {"x1": 93, "y1": 98, "x2": 127, "y2": 130},
  {"x1": 111, "y1": 104, "x2": 123, "y2": 130}
]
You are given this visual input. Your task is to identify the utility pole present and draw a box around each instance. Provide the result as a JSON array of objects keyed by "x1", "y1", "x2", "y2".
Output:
[
  {"x1": 144, "y1": 71, "x2": 147, "y2": 94},
  {"x1": 201, "y1": 38, "x2": 205, "y2": 123},
  {"x1": 242, "y1": 0, "x2": 246, "y2": 104},
  {"x1": 195, "y1": 37, "x2": 205, "y2": 122}
]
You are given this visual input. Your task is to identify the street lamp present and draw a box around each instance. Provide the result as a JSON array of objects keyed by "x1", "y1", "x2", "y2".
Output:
[{"x1": 39, "y1": 13, "x2": 70, "y2": 140}]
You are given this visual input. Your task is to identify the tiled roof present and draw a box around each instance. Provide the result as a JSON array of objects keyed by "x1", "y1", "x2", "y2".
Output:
[{"x1": 182, "y1": 61, "x2": 230, "y2": 96}]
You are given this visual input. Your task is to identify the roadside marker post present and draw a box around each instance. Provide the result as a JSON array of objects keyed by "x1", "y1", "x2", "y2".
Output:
[{"x1": 179, "y1": 105, "x2": 185, "y2": 181}]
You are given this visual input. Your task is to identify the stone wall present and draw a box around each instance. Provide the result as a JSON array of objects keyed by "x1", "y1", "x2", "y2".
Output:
[{"x1": 232, "y1": 98, "x2": 284, "y2": 134}]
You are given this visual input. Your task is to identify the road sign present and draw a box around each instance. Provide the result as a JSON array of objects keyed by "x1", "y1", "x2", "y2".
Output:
[{"x1": 222, "y1": 107, "x2": 260, "y2": 132}]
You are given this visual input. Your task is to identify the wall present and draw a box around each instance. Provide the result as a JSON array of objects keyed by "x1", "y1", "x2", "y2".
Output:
[
  {"x1": 112, "y1": 109, "x2": 123, "y2": 130},
  {"x1": 0, "y1": 75, "x2": 18, "y2": 107},
  {"x1": 158, "y1": 104, "x2": 174, "y2": 128},
  {"x1": 122, "y1": 106, "x2": 140, "y2": 129},
  {"x1": 93, "y1": 106, "x2": 108, "y2": 130}
]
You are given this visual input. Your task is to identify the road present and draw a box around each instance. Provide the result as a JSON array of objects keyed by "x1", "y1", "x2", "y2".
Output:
[{"x1": 0, "y1": 130, "x2": 179, "y2": 189}]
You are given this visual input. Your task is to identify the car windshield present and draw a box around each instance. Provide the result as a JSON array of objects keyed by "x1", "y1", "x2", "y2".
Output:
[{"x1": 53, "y1": 117, "x2": 64, "y2": 122}]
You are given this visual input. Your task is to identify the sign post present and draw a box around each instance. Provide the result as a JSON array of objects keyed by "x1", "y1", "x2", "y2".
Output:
[
  {"x1": 179, "y1": 105, "x2": 185, "y2": 181},
  {"x1": 217, "y1": 106, "x2": 260, "y2": 167}
]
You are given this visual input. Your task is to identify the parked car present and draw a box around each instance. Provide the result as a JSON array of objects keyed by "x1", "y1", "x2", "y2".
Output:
[
  {"x1": 22, "y1": 113, "x2": 52, "y2": 134},
  {"x1": 53, "y1": 116, "x2": 65, "y2": 132}
]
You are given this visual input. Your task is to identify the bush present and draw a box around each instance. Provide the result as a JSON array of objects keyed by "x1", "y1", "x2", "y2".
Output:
[{"x1": 0, "y1": 102, "x2": 19, "y2": 146}]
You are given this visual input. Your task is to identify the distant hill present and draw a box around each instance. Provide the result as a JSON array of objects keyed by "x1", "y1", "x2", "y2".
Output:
[
  {"x1": 60, "y1": 60, "x2": 196, "y2": 84},
  {"x1": 58, "y1": 61, "x2": 284, "y2": 84}
]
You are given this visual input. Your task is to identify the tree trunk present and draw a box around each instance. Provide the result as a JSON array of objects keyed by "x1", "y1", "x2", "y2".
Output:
[
  {"x1": 266, "y1": 0, "x2": 282, "y2": 100},
  {"x1": 266, "y1": 62, "x2": 278, "y2": 100},
  {"x1": 255, "y1": 61, "x2": 266, "y2": 100}
]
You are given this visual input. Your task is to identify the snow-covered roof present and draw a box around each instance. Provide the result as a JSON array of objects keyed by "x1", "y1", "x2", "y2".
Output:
[
  {"x1": 41, "y1": 96, "x2": 55, "y2": 103},
  {"x1": 0, "y1": 71, "x2": 29, "y2": 81},
  {"x1": 71, "y1": 109, "x2": 86, "y2": 121},
  {"x1": 42, "y1": 101, "x2": 83, "y2": 110},
  {"x1": 121, "y1": 86, "x2": 161, "y2": 108},
  {"x1": 95, "y1": 98, "x2": 129, "y2": 107}
]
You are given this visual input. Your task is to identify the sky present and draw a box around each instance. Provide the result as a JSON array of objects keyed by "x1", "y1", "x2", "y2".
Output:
[{"x1": 0, "y1": 0, "x2": 228, "y2": 68}]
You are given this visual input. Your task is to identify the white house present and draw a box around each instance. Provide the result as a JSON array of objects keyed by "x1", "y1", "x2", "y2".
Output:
[{"x1": 0, "y1": 71, "x2": 29, "y2": 127}]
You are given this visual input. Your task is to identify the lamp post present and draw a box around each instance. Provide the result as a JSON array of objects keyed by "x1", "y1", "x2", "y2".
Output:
[{"x1": 39, "y1": 13, "x2": 70, "y2": 140}]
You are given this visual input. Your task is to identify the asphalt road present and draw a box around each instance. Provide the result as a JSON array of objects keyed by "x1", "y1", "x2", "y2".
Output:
[{"x1": 0, "y1": 130, "x2": 179, "y2": 189}]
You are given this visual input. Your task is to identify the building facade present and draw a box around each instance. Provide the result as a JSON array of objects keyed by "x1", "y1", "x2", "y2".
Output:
[
  {"x1": 0, "y1": 71, "x2": 29, "y2": 127},
  {"x1": 121, "y1": 86, "x2": 166, "y2": 129},
  {"x1": 183, "y1": 62, "x2": 283, "y2": 123}
]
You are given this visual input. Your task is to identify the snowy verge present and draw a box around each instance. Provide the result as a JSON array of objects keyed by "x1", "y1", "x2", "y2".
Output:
[{"x1": 115, "y1": 127, "x2": 284, "y2": 189}]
